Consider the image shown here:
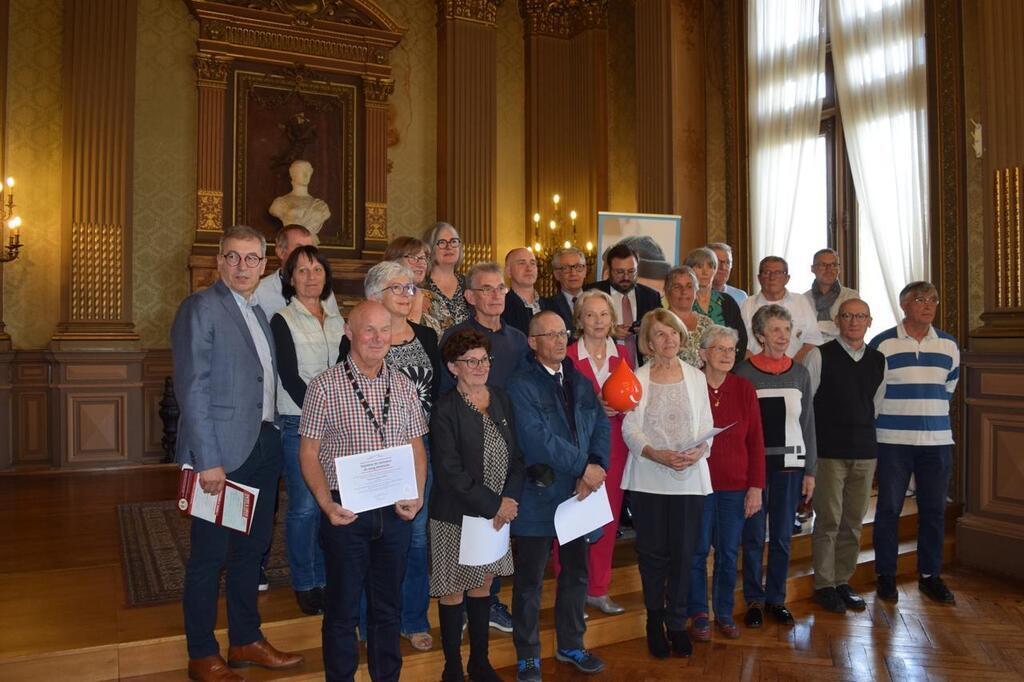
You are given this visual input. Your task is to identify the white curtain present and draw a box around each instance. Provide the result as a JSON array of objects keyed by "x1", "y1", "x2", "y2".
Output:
[
  {"x1": 829, "y1": 0, "x2": 929, "y2": 330},
  {"x1": 747, "y1": 0, "x2": 826, "y2": 275}
]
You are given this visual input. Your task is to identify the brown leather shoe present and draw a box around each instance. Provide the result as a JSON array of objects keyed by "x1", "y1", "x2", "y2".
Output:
[
  {"x1": 227, "y1": 638, "x2": 304, "y2": 670},
  {"x1": 187, "y1": 655, "x2": 244, "y2": 681}
]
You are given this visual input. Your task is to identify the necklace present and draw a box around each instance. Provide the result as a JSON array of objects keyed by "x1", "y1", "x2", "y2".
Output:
[{"x1": 709, "y1": 386, "x2": 722, "y2": 407}]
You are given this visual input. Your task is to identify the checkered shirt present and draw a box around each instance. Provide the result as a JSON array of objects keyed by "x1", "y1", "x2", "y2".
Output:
[{"x1": 299, "y1": 355, "x2": 428, "y2": 491}]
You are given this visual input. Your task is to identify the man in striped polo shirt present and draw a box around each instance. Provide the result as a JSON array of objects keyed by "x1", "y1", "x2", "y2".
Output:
[{"x1": 869, "y1": 281, "x2": 959, "y2": 605}]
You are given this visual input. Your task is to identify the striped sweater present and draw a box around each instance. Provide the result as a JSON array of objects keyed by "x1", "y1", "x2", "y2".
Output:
[{"x1": 869, "y1": 323, "x2": 960, "y2": 446}]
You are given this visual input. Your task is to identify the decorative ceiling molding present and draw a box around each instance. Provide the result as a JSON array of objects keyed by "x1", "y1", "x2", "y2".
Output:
[
  {"x1": 437, "y1": 0, "x2": 502, "y2": 27},
  {"x1": 204, "y1": 0, "x2": 402, "y2": 31},
  {"x1": 518, "y1": 0, "x2": 608, "y2": 38}
]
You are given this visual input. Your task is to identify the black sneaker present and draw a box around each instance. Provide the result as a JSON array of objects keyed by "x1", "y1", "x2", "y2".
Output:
[
  {"x1": 765, "y1": 603, "x2": 795, "y2": 625},
  {"x1": 919, "y1": 575, "x2": 955, "y2": 604},
  {"x1": 555, "y1": 648, "x2": 605, "y2": 674},
  {"x1": 258, "y1": 567, "x2": 270, "y2": 592},
  {"x1": 516, "y1": 658, "x2": 542, "y2": 682},
  {"x1": 814, "y1": 587, "x2": 847, "y2": 614},
  {"x1": 876, "y1": 575, "x2": 898, "y2": 603},
  {"x1": 294, "y1": 588, "x2": 323, "y2": 615},
  {"x1": 488, "y1": 600, "x2": 513, "y2": 633},
  {"x1": 744, "y1": 603, "x2": 764, "y2": 628},
  {"x1": 836, "y1": 584, "x2": 867, "y2": 611},
  {"x1": 667, "y1": 629, "x2": 693, "y2": 658}
]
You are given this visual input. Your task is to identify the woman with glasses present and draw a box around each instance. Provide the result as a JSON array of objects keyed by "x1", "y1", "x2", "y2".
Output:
[
  {"x1": 341, "y1": 261, "x2": 443, "y2": 652},
  {"x1": 664, "y1": 266, "x2": 715, "y2": 368},
  {"x1": 686, "y1": 325, "x2": 765, "y2": 642},
  {"x1": 269, "y1": 245, "x2": 345, "y2": 615},
  {"x1": 423, "y1": 222, "x2": 471, "y2": 332},
  {"x1": 621, "y1": 308, "x2": 714, "y2": 660},
  {"x1": 685, "y1": 247, "x2": 748, "y2": 360},
  {"x1": 734, "y1": 304, "x2": 816, "y2": 629},
  {"x1": 384, "y1": 235, "x2": 442, "y2": 333},
  {"x1": 430, "y1": 328, "x2": 524, "y2": 682},
  {"x1": 554, "y1": 289, "x2": 635, "y2": 616}
]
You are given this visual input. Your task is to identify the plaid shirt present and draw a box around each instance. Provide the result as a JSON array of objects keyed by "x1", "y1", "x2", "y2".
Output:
[{"x1": 299, "y1": 355, "x2": 428, "y2": 491}]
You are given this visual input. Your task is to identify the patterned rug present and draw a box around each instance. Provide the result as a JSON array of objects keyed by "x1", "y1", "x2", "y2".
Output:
[{"x1": 117, "y1": 495, "x2": 291, "y2": 607}]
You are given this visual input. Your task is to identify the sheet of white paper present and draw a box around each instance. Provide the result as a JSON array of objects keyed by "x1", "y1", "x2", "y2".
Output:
[
  {"x1": 220, "y1": 482, "x2": 260, "y2": 533},
  {"x1": 335, "y1": 444, "x2": 418, "y2": 514},
  {"x1": 457, "y1": 515, "x2": 510, "y2": 566},
  {"x1": 676, "y1": 422, "x2": 736, "y2": 453},
  {"x1": 554, "y1": 484, "x2": 614, "y2": 546},
  {"x1": 189, "y1": 487, "x2": 220, "y2": 523}
]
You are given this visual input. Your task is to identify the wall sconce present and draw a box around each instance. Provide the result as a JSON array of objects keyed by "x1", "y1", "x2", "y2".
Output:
[{"x1": 1, "y1": 177, "x2": 23, "y2": 263}]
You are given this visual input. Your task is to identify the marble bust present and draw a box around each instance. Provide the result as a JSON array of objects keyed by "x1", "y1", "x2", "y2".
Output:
[{"x1": 269, "y1": 160, "x2": 331, "y2": 234}]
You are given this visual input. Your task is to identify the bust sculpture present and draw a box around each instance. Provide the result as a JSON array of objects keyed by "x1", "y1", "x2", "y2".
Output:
[{"x1": 269, "y1": 160, "x2": 331, "y2": 234}]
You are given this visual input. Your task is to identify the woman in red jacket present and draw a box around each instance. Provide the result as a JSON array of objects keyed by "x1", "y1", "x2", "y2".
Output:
[{"x1": 554, "y1": 289, "x2": 635, "y2": 616}]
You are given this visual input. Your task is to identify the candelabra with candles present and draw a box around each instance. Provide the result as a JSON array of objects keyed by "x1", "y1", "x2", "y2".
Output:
[
  {"x1": 1, "y1": 177, "x2": 22, "y2": 263},
  {"x1": 528, "y1": 193, "x2": 597, "y2": 296}
]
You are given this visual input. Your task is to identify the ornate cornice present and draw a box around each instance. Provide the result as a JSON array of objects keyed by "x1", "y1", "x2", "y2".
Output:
[
  {"x1": 362, "y1": 76, "x2": 395, "y2": 103},
  {"x1": 199, "y1": 19, "x2": 389, "y2": 65},
  {"x1": 212, "y1": 0, "x2": 402, "y2": 31},
  {"x1": 438, "y1": 0, "x2": 501, "y2": 26},
  {"x1": 519, "y1": 0, "x2": 608, "y2": 38},
  {"x1": 194, "y1": 54, "x2": 231, "y2": 83}
]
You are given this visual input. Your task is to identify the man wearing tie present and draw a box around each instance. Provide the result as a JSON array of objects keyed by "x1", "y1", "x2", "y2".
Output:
[
  {"x1": 507, "y1": 311, "x2": 611, "y2": 681},
  {"x1": 171, "y1": 225, "x2": 303, "y2": 681},
  {"x1": 586, "y1": 243, "x2": 663, "y2": 363},
  {"x1": 541, "y1": 247, "x2": 588, "y2": 332}
]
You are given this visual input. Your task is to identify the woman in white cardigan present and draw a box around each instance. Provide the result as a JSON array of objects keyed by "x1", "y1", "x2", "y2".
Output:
[{"x1": 622, "y1": 308, "x2": 714, "y2": 661}]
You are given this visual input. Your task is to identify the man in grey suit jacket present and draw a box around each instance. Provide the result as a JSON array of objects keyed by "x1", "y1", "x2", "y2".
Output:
[{"x1": 171, "y1": 225, "x2": 303, "y2": 681}]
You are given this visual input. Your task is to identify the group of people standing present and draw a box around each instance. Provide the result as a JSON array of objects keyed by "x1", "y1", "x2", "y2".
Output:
[{"x1": 171, "y1": 222, "x2": 959, "y2": 682}]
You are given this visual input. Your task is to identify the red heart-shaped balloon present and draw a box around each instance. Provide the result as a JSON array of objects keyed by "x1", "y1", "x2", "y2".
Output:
[{"x1": 602, "y1": 360, "x2": 642, "y2": 412}]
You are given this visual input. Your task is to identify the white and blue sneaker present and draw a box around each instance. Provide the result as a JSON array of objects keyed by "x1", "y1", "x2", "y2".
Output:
[
  {"x1": 488, "y1": 600, "x2": 513, "y2": 633},
  {"x1": 555, "y1": 648, "x2": 605, "y2": 674}
]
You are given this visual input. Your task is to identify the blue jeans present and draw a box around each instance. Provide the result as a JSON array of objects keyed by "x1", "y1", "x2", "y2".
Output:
[
  {"x1": 874, "y1": 444, "x2": 951, "y2": 577},
  {"x1": 280, "y1": 415, "x2": 325, "y2": 592},
  {"x1": 400, "y1": 454, "x2": 432, "y2": 634},
  {"x1": 183, "y1": 423, "x2": 282, "y2": 658},
  {"x1": 321, "y1": 498, "x2": 411, "y2": 682},
  {"x1": 742, "y1": 469, "x2": 802, "y2": 605},
  {"x1": 688, "y1": 490, "x2": 746, "y2": 625}
]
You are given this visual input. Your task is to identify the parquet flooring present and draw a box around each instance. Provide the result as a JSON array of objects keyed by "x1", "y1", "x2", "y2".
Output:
[{"x1": 498, "y1": 567, "x2": 1024, "y2": 681}]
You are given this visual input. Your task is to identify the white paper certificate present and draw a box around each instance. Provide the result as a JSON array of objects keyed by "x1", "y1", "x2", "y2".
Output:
[
  {"x1": 554, "y1": 484, "x2": 614, "y2": 546},
  {"x1": 458, "y1": 515, "x2": 511, "y2": 567},
  {"x1": 676, "y1": 422, "x2": 736, "y2": 453},
  {"x1": 335, "y1": 444, "x2": 418, "y2": 514}
]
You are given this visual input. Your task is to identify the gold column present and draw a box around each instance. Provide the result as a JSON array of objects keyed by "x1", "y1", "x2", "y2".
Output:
[
  {"x1": 634, "y1": 0, "x2": 707, "y2": 258},
  {"x1": 194, "y1": 54, "x2": 230, "y2": 244},
  {"x1": 363, "y1": 76, "x2": 394, "y2": 250},
  {"x1": 437, "y1": 0, "x2": 500, "y2": 266},
  {"x1": 0, "y1": 0, "x2": 10, "y2": 468},
  {"x1": 521, "y1": 0, "x2": 609, "y2": 260},
  {"x1": 51, "y1": 0, "x2": 138, "y2": 348}
]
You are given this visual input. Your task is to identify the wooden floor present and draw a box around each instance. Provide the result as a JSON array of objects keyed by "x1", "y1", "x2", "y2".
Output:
[
  {"x1": 2, "y1": 467, "x2": 1019, "y2": 681},
  {"x1": 496, "y1": 567, "x2": 1024, "y2": 681}
]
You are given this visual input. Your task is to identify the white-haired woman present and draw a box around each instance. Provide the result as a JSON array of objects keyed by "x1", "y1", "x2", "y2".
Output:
[
  {"x1": 423, "y1": 222, "x2": 471, "y2": 332},
  {"x1": 685, "y1": 247, "x2": 748, "y2": 359},
  {"x1": 341, "y1": 260, "x2": 442, "y2": 651},
  {"x1": 621, "y1": 309, "x2": 713, "y2": 660}
]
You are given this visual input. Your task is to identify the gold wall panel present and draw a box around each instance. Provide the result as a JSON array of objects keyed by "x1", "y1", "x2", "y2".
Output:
[
  {"x1": 494, "y1": 0, "x2": 526, "y2": 262},
  {"x1": 70, "y1": 223, "x2": 124, "y2": 322},
  {"x1": 606, "y1": 0, "x2": 637, "y2": 216},
  {"x1": 133, "y1": 0, "x2": 197, "y2": 349},
  {"x1": 3, "y1": 0, "x2": 63, "y2": 349}
]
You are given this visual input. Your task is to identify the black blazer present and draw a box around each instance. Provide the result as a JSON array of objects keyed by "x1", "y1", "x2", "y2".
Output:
[
  {"x1": 428, "y1": 387, "x2": 525, "y2": 526},
  {"x1": 540, "y1": 291, "x2": 575, "y2": 333},
  {"x1": 586, "y1": 279, "x2": 663, "y2": 325},
  {"x1": 718, "y1": 291, "x2": 749, "y2": 360},
  {"x1": 338, "y1": 321, "x2": 442, "y2": 406},
  {"x1": 501, "y1": 289, "x2": 535, "y2": 336}
]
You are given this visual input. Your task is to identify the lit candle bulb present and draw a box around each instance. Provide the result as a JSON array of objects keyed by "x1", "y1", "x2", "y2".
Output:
[
  {"x1": 586, "y1": 241, "x2": 593, "y2": 253},
  {"x1": 8, "y1": 216, "x2": 20, "y2": 232},
  {"x1": 569, "y1": 210, "x2": 577, "y2": 222},
  {"x1": 534, "y1": 242, "x2": 542, "y2": 253},
  {"x1": 5, "y1": 177, "x2": 13, "y2": 189},
  {"x1": 563, "y1": 240, "x2": 571, "y2": 249},
  {"x1": 549, "y1": 220, "x2": 556, "y2": 231},
  {"x1": 533, "y1": 212, "x2": 541, "y2": 224},
  {"x1": 552, "y1": 194, "x2": 560, "y2": 205}
]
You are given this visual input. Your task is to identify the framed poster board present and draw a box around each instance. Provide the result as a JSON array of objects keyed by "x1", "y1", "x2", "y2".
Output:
[{"x1": 596, "y1": 212, "x2": 682, "y2": 289}]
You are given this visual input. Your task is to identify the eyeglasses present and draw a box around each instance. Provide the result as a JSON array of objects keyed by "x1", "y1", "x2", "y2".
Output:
[
  {"x1": 455, "y1": 355, "x2": 493, "y2": 369},
  {"x1": 814, "y1": 262, "x2": 840, "y2": 270},
  {"x1": 530, "y1": 330, "x2": 569, "y2": 340},
  {"x1": 470, "y1": 284, "x2": 508, "y2": 296},
  {"x1": 380, "y1": 283, "x2": 417, "y2": 297},
  {"x1": 403, "y1": 254, "x2": 429, "y2": 264},
  {"x1": 435, "y1": 238, "x2": 462, "y2": 249},
  {"x1": 759, "y1": 270, "x2": 788, "y2": 279},
  {"x1": 610, "y1": 268, "x2": 637, "y2": 278},
  {"x1": 555, "y1": 263, "x2": 586, "y2": 273},
  {"x1": 707, "y1": 345, "x2": 737, "y2": 355},
  {"x1": 221, "y1": 251, "x2": 265, "y2": 268},
  {"x1": 912, "y1": 296, "x2": 940, "y2": 305},
  {"x1": 838, "y1": 312, "x2": 870, "y2": 321}
]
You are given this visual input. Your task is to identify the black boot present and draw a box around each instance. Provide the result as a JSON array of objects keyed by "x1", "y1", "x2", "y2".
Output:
[
  {"x1": 465, "y1": 596, "x2": 501, "y2": 682},
  {"x1": 438, "y1": 602, "x2": 466, "y2": 682},
  {"x1": 646, "y1": 609, "x2": 670, "y2": 659},
  {"x1": 667, "y1": 628, "x2": 693, "y2": 658}
]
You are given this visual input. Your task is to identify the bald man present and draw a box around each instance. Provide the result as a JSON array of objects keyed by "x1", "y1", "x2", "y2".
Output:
[
  {"x1": 502, "y1": 247, "x2": 543, "y2": 336},
  {"x1": 298, "y1": 300, "x2": 429, "y2": 682}
]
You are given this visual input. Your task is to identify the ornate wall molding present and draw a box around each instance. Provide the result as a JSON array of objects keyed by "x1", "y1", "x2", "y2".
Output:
[
  {"x1": 193, "y1": 53, "x2": 230, "y2": 83},
  {"x1": 362, "y1": 76, "x2": 395, "y2": 103},
  {"x1": 213, "y1": 0, "x2": 402, "y2": 31},
  {"x1": 519, "y1": 0, "x2": 608, "y2": 38},
  {"x1": 438, "y1": 0, "x2": 501, "y2": 26},
  {"x1": 364, "y1": 202, "x2": 388, "y2": 240}
]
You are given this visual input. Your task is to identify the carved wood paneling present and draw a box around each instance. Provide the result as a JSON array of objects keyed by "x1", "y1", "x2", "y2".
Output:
[
  {"x1": 142, "y1": 349, "x2": 173, "y2": 461},
  {"x1": 54, "y1": 0, "x2": 138, "y2": 348},
  {"x1": 194, "y1": 55, "x2": 230, "y2": 241},
  {"x1": 14, "y1": 391, "x2": 48, "y2": 464},
  {"x1": 67, "y1": 393, "x2": 128, "y2": 463}
]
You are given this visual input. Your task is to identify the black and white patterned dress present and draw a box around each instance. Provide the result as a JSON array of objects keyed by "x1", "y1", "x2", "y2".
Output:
[
  {"x1": 428, "y1": 393, "x2": 514, "y2": 596},
  {"x1": 387, "y1": 335, "x2": 434, "y2": 417}
]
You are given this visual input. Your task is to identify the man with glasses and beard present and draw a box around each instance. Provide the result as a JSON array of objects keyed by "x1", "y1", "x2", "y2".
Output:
[{"x1": 586, "y1": 243, "x2": 663, "y2": 363}]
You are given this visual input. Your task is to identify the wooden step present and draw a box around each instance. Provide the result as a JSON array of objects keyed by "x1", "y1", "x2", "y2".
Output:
[{"x1": 3, "y1": 521, "x2": 952, "y2": 682}]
